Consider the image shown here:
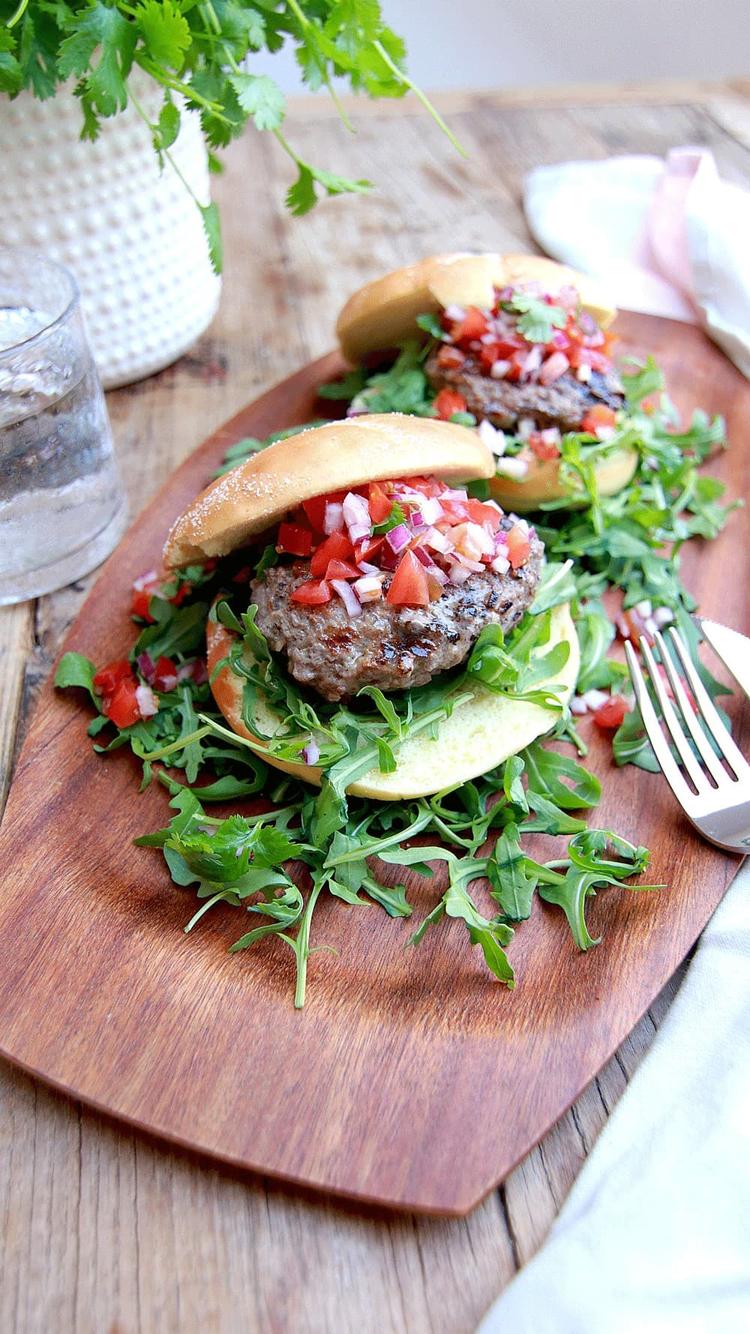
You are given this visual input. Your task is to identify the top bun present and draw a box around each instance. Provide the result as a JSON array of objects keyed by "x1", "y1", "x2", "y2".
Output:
[
  {"x1": 164, "y1": 413, "x2": 495, "y2": 568},
  {"x1": 336, "y1": 252, "x2": 616, "y2": 364}
]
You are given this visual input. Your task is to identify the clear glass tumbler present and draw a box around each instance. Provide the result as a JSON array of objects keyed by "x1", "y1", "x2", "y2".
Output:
[{"x1": 0, "y1": 248, "x2": 127, "y2": 604}]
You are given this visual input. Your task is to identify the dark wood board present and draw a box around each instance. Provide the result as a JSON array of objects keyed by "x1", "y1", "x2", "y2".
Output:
[{"x1": 0, "y1": 313, "x2": 748, "y2": 1217}]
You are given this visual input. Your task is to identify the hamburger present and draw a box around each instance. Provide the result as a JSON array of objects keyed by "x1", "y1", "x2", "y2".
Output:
[
  {"x1": 334, "y1": 253, "x2": 638, "y2": 513},
  {"x1": 164, "y1": 414, "x2": 579, "y2": 800}
]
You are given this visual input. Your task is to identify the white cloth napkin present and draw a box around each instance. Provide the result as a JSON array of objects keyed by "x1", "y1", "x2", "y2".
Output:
[
  {"x1": 523, "y1": 148, "x2": 750, "y2": 378},
  {"x1": 478, "y1": 862, "x2": 750, "y2": 1334}
]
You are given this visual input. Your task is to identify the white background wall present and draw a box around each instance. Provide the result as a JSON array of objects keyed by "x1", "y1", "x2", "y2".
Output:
[{"x1": 251, "y1": 0, "x2": 750, "y2": 94}]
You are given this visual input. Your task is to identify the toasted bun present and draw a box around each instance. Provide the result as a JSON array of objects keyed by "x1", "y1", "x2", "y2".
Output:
[
  {"x1": 490, "y1": 445, "x2": 639, "y2": 513},
  {"x1": 336, "y1": 253, "x2": 616, "y2": 364},
  {"x1": 206, "y1": 603, "x2": 579, "y2": 800},
  {"x1": 164, "y1": 414, "x2": 495, "y2": 569}
]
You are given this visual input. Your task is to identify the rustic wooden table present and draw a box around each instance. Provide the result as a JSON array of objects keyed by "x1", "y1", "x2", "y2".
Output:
[{"x1": 2, "y1": 82, "x2": 750, "y2": 1334}]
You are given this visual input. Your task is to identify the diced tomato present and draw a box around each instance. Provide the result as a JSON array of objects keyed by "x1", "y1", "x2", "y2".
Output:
[
  {"x1": 434, "y1": 388, "x2": 468, "y2": 421},
  {"x1": 438, "y1": 497, "x2": 471, "y2": 524},
  {"x1": 325, "y1": 559, "x2": 361, "y2": 581},
  {"x1": 466, "y1": 498, "x2": 502, "y2": 530},
  {"x1": 506, "y1": 524, "x2": 532, "y2": 570},
  {"x1": 106, "y1": 678, "x2": 142, "y2": 729},
  {"x1": 277, "y1": 521, "x2": 314, "y2": 557},
  {"x1": 581, "y1": 405, "x2": 617, "y2": 435},
  {"x1": 170, "y1": 581, "x2": 192, "y2": 607},
  {"x1": 450, "y1": 306, "x2": 489, "y2": 343},
  {"x1": 479, "y1": 342, "x2": 502, "y2": 372},
  {"x1": 355, "y1": 535, "x2": 385, "y2": 564},
  {"x1": 131, "y1": 588, "x2": 155, "y2": 621},
  {"x1": 528, "y1": 432, "x2": 561, "y2": 461},
  {"x1": 291, "y1": 579, "x2": 332, "y2": 606},
  {"x1": 368, "y1": 482, "x2": 393, "y2": 526},
  {"x1": 302, "y1": 490, "x2": 346, "y2": 534},
  {"x1": 398, "y1": 476, "x2": 443, "y2": 497},
  {"x1": 93, "y1": 659, "x2": 133, "y2": 698},
  {"x1": 593, "y1": 695, "x2": 629, "y2": 730},
  {"x1": 436, "y1": 344, "x2": 466, "y2": 370},
  {"x1": 153, "y1": 656, "x2": 178, "y2": 691},
  {"x1": 310, "y1": 530, "x2": 354, "y2": 577},
  {"x1": 386, "y1": 550, "x2": 430, "y2": 606}
]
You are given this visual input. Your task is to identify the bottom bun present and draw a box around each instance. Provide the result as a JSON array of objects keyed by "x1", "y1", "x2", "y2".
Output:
[
  {"x1": 207, "y1": 603, "x2": 579, "y2": 800},
  {"x1": 490, "y1": 445, "x2": 638, "y2": 514}
]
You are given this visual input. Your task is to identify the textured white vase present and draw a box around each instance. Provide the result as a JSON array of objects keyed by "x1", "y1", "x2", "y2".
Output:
[{"x1": 0, "y1": 81, "x2": 222, "y2": 388}]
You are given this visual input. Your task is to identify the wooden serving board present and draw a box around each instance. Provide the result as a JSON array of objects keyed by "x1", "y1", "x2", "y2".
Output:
[{"x1": 0, "y1": 313, "x2": 748, "y2": 1216}]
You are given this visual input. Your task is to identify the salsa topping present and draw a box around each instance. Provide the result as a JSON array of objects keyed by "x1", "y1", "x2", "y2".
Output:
[{"x1": 274, "y1": 475, "x2": 534, "y2": 613}]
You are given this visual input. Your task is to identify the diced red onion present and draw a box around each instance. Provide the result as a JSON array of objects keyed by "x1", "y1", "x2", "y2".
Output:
[
  {"x1": 424, "y1": 526, "x2": 452, "y2": 554},
  {"x1": 517, "y1": 417, "x2": 535, "y2": 442},
  {"x1": 480, "y1": 331, "x2": 496, "y2": 344},
  {"x1": 331, "y1": 578, "x2": 362, "y2": 617},
  {"x1": 410, "y1": 510, "x2": 426, "y2": 529},
  {"x1": 635, "y1": 599, "x2": 653, "y2": 618},
  {"x1": 342, "y1": 492, "x2": 371, "y2": 542},
  {"x1": 596, "y1": 425, "x2": 616, "y2": 441},
  {"x1": 357, "y1": 560, "x2": 380, "y2": 576},
  {"x1": 540, "y1": 426, "x2": 562, "y2": 447},
  {"x1": 538, "y1": 351, "x2": 569, "y2": 385},
  {"x1": 135, "y1": 683, "x2": 159, "y2": 718},
  {"x1": 448, "y1": 562, "x2": 473, "y2": 584},
  {"x1": 444, "y1": 303, "x2": 466, "y2": 321},
  {"x1": 576, "y1": 363, "x2": 592, "y2": 383},
  {"x1": 490, "y1": 359, "x2": 512, "y2": 380},
  {"x1": 490, "y1": 553, "x2": 510, "y2": 575},
  {"x1": 428, "y1": 565, "x2": 448, "y2": 585},
  {"x1": 412, "y1": 545, "x2": 434, "y2": 568},
  {"x1": 570, "y1": 695, "x2": 589, "y2": 716},
  {"x1": 324, "y1": 501, "x2": 344, "y2": 534},
  {"x1": 301, "y1": 737, "x2": 320, "y2": 765},
  {"x1": 550, "y1": 329, "x2": 569, "y2": 350},
  {"x1": 136, "y1": 651, "x2": 155, "y2": 682},
  {"x1": 417, "y1": 495, "x2": 444, "y2": 525},
  {"x1": 582, "y1": 688, "x2": 609, "y2": 711},
  {"x1": 578, "y1": 311, "x2": 597, "y2": 337},
  {"x1": 495, "y1": 457, "x2": 529, "y2": 480},
  {"x1": 133, "y1": 569, "x2": 158, "y2": 592},
  {"x1": 353, "y1": 575, "x2": 383, "y2": 603},
  {"x1": 653, "y1": 607, "x2": 674, "y2": 629},
  {"x1": 176, "y1": 662, "x2": 194, "y2": 683},
  {"x1": 386, "y1": 523, "x2": 411, "y2": 553},
  {"x1": 192, "y1": 658, "x2": 209, "y2": 685},
  {"x1": 441, "y1": 486, "x2": 468, "y2": 501},
  {"x1": 521, "y1": 346, "x2": 543, "y2": 377},
  {"x1": 455, "y1": 553, "x2": 485, "y2": 573},
  {"x1": 558, "y1": 285, "x2": 579, "y2": 311}
]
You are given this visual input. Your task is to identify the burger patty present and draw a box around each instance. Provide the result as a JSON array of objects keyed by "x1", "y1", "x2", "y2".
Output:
[
  {"x1": 425, "y1": 351, "x2": 624, "y2": 431},
  {"x1": 250, "y1": 532, "x2": 544, "y2": 702}
]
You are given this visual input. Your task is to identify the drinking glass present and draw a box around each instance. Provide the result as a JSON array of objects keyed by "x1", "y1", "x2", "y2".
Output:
[{"x1": 0, "y1": 248, "x2": 127, "y2": 604}]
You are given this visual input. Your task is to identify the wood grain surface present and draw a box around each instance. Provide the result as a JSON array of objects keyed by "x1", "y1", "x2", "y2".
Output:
[{"x1": 1, "y1": 83, "x2": 749, "y2": 1332}]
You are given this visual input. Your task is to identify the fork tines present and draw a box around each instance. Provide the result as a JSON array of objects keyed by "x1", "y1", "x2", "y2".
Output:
[{"x1": 624, "y1": 627, "x2": 750, "y2": 812}]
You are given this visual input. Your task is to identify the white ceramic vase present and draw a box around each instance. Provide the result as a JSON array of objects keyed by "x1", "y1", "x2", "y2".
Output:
[{"x1": 0, "y1": 81, "x2": 221, "y2": 389}]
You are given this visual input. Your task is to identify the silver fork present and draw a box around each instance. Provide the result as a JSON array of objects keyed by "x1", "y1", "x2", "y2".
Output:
[{"x1": 625, "y1": 627, "x2": 750, "y2": 853}]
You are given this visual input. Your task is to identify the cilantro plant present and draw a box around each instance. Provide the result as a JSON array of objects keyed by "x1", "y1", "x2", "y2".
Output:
[{"x1": 0, "y1": 0, "x2": 460, "y2": 270}]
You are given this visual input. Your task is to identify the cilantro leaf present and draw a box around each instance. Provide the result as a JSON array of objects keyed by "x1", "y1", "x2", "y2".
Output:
[
  {"x1": 506, "y1": 293, "x2": 566, "y2": 344},
  {"x1": 136, "y1": 0, "x2": 191, "y2": 72},
  {"x1": 228, "y1": 73, "x2": 285, "y2": 131}
]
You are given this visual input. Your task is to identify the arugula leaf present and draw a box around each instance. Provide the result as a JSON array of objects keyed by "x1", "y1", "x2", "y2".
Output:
[{"x1": 54, "y1": 651, "x2": 98, "y2": 705}]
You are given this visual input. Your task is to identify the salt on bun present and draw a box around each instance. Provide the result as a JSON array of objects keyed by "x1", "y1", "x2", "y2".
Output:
[
  {"x1": 491, "y1": 445, "x2": 638, "y2": 513},
  {"x1": 206, "y1": 604, "x2": 579, "y2": 800},
  {"x1": 164, "y1": 414, "x2": 495, "y2": 569},
  {"x1": 336, "y1": 252, "x2": 616, "y2": 365}
]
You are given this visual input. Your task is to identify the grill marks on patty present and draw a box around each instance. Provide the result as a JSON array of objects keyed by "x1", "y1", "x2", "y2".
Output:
[
  {"x1": 250, "y1": 530, "x2": 544, "y2": 702},
  {"x1": 425, "y1": 350, "x2": 624, "y2": 432}
]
